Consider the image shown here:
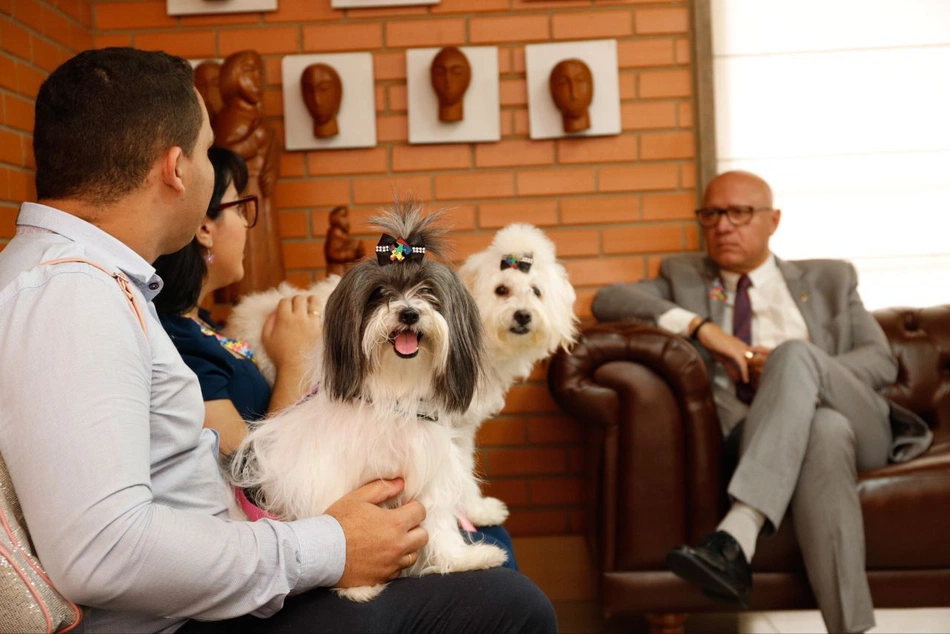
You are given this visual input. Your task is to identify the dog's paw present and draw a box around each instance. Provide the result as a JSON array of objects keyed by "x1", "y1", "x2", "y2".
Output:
[
  {"x1": 465, "y1": 496, "x2": 509, "y2": 526},
  {"x1": 451, "y1": 542, "x2": 508, "y2": 572},
  {"x1": 333, "y1": 584, "x2": 388, "y2": 602}
]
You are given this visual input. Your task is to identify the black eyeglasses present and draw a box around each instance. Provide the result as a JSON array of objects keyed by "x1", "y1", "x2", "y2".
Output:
[
  {"x1": 212, "y1": 195, "x2": 259, "y2": 228},
  {"x1": 695, "y1": 205, "x2": 772, "y2": 228}
]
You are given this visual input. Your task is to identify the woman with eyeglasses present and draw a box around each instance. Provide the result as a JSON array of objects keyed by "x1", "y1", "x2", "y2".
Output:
[
  {"x1": 154, "y1": 147, "x2": 321, "y2": 456},
  {"x1": 155, "y1": 149, "x2": 521, "y2": 561}
]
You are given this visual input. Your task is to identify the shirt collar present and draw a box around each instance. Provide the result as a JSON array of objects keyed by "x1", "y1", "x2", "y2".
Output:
[
  {"x1": 16, "y1": 202, "x2": 164, "y2": 301},
  {"x1": 720, "y1": 254, "x2": 779, "y2": 293}
]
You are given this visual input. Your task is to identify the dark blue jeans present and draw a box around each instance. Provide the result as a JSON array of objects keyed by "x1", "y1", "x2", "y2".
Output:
[{"x1": 178, "y1": 568, "x2": 556, "y2": 634}]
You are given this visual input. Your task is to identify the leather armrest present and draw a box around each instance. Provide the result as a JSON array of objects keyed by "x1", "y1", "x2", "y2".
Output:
[
  {"x1": 549, "y1": 321, "x2": 726, "y2": 569},
  {"x1": 549, "y1": 322, "x2": 716, "y2": 424}
]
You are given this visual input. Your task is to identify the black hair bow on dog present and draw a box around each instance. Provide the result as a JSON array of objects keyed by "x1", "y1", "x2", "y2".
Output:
[
  {"x1": 376, "y1": 233, "x2": 426, "y2": 265},
  {"x1": 500, "y1": 253, "x2": 533, "y2": 273}
]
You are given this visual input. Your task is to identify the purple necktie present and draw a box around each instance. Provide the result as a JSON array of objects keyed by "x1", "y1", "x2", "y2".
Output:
[{"x1": 733, "y1": 274, "x2": 754, "y2": 404}]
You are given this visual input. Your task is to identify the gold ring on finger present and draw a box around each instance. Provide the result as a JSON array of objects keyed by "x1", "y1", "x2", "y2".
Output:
[{"x1": 744, "y1": 350, "x2": 755, "y2": 360}]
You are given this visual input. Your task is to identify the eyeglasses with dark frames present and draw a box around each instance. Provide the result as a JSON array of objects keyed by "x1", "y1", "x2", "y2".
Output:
[
  {"x1": 695, "y1": 205, "x2": 773, "y2": 228},
  {"x1": 213, "y1": 195, "x2": 259, "y2": 228}
]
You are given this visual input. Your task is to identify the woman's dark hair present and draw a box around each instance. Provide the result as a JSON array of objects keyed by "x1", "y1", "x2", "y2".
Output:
[
  {"x1": 34, "y1": 48, "x2": 203, "y2": 204},
  {"x1": 153, "y1": 147, "x2": 249, "y2": 316}
]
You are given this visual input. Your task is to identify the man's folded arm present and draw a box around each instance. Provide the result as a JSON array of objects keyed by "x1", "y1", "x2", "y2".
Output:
[
  {"x1": 592, "y1": 260, "x2": 701, "y2": 334},
  {"x1": 591, "y1": 261, "x2": 686, "y2": 323},
  {"x1": 0, "y1": 274, "x2": 344, "y2": 621}
]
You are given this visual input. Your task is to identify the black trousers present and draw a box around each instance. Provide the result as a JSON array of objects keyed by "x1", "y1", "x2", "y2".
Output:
[{"x1": 177, "y1": 568, "x2": 557, "y2": 634}]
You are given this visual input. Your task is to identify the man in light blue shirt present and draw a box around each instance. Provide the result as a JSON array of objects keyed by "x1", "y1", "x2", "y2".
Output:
[{"x1": 0, "y1": 48, "x2": 555, "y2": 634}]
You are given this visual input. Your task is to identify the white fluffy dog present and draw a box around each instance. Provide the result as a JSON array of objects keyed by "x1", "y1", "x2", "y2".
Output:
[
  {"x1": 224, "y1": 275, "x2": 341, "y2": 387},
  {"x1": 455, "y1": 224, "x2": 579, "y2": 527},
  {"x1": 229, "y1": 203, "x2": 507, "y2": 602}
]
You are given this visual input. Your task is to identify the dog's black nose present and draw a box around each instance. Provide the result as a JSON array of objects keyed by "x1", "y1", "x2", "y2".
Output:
[
  {"x1": 514, "y1": 310, "x2": 532, "y2": 326},
  {"x1": 400, "y1": 309, "x2": 420, "y2": 326}
]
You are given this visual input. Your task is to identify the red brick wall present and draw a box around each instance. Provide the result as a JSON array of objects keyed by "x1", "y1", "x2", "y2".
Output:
[
  {"x1": 0, "y1": 0, "x2": 92, "y2": 246},
  {"x1": 2, "y1": 0, "x2": 699, "y2": 537}
]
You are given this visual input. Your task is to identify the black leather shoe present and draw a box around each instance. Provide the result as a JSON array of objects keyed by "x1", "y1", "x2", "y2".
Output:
[{"x1": 666, "y1": 531, "x2": 753, "y2": 609}]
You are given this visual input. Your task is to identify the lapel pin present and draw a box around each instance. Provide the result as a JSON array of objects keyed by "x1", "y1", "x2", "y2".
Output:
[{"x1": 800, "y1": 292, "x2": 809, "y2": 303}]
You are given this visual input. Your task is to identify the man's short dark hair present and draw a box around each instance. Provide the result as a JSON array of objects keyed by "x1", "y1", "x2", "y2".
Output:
[{"x1": 34, "y1": 47, "x2": 203, "y2": 204}]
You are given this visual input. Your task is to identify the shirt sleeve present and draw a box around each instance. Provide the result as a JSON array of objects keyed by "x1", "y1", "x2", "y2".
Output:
[
  {"x1": 0, "y1": 272, "x2": 346, "y2": 620},
  {"x1": 657, "y1": 307, "x2": 700, "y2": 337}
]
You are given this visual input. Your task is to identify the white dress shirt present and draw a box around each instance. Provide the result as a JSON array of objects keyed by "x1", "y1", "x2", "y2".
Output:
[
  {"x1": 0, "y1": 204, "x2": 345, "y2": 633},
  {"x1": 658, "y1": 255, "x2": 811, "y2": 432}
]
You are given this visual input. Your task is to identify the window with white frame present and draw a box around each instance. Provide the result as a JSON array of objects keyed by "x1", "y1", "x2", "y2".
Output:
[{"x1": 711, "y1": 0, "x2": 950, "y2": 310}]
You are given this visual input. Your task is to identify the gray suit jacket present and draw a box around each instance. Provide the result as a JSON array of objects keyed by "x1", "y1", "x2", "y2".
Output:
[{"x1": 592, "y1": 253, "x2": 932, "y2": 463}]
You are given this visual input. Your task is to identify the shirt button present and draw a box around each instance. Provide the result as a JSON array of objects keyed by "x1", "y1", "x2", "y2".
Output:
[{"x1": 148, "y1": 282, "x2": 160, "y2": 291}]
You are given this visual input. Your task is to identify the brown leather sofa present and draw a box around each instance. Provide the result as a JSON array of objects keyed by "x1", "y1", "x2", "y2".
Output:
[{"x1": 548, "y1": 305, "x2": 950, "y2": 633}]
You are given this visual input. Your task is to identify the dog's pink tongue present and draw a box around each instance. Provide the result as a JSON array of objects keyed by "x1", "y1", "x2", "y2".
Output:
[{"x1": 394, "y1": 332, "x2": 419, "y2": 355}]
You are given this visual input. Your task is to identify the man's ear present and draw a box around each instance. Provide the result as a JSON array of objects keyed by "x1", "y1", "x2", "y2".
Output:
[
  {"x1": 769, "y1": 209, "x2": 782, "y2": 235},
  {"x1": 161, "y1": 146, "x2": 186, "y2": 193},
  {"x1": 195, "y1": 215, "x2": 215, "y2": 248}
]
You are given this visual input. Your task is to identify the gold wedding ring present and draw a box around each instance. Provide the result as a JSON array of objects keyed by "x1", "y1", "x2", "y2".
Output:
[
  {"x1": 309, "y1": 310, "x2": 320, "y2": 316},
  {"x1": 744, "y1": 350, "x2": 755, "y2": 360}
]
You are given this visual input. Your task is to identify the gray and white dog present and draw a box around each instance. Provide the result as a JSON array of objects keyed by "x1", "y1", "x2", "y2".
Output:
[{"x1": 230, "y1": 201, "x2": 507, "y2": 602}]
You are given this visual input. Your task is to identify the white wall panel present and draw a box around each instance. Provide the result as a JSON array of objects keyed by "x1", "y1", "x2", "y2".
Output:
[
  {"x1": 721, "y1": 155, "x2": 949, "y2": 259},
  {"x1": 714, "y1": 47, "x2": 950, "y2": 160},
  {"x1": 712, "y1": 0, "x2": 950, "y2": 56},
  {"x1": 712, "y1": 0, "x2": 950, "y2": 309},
  {"x1": 850, "y1": 256, "x2": 950, "y2": 310}
]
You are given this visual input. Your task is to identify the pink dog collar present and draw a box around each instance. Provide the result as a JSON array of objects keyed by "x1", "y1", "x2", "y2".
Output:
[
  {"x1": 235, "y1": 487, "x2": 280, "y2": 521},
  {"x1": 456, "y1": 510, "x2": 477, "y2": 533}
]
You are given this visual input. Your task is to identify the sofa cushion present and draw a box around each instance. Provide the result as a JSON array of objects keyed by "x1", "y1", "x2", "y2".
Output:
[{"x1": 875, "y1": 306, "x2": 950, "y2": 442}]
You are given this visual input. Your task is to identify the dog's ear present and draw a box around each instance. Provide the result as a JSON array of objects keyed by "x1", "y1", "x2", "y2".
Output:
[
  {"x1": 432, "y1": 265, "x2": 483, "y2": 412},
  {"x1": 532, "y1": 262, "x2": 580, "y2": 354},
  {"x1": 458, "y1": 245, "x2": 501, "y2": 297},
  {"x1": 457, "y1": 256, "x2": 478, "y2": 290},
  {"x1": 551, "y1": 262, "x2": 581, "y2": 351},
  {"x1": 321, "y1": 264, "x2": 371, "y2": 401}
]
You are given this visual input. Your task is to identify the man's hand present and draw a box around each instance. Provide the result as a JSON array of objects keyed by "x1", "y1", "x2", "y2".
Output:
[
  {"x1": 746, "y1": 346, "x2": 771, "y2": 389},
  {"x1": 325, "y1": 479, "x2": 428, "y2": 588},
  {"x1": 691, "y1": 318, "x2": 752, "y2": 384}
]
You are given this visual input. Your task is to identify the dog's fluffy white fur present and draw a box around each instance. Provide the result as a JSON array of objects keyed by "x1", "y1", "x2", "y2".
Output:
[
  {"x1": 456, "y1": 223, "x2": 579, "y2": 526},
  {"x1": 229, "y1": 203, "x2": 506, "y2": 602},
  {"x1": 224, "y1": 276, "x2": 341, "y2": 387}
]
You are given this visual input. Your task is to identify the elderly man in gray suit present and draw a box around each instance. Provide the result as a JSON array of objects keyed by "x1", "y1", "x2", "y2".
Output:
[{"x1": 592, "y1": 170, "x2": 931, "y2": 634}]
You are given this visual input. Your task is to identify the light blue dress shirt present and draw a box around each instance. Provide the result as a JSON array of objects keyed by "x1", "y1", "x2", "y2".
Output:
[{"x1": 0, "y1": 204, "x2": 345, "y2": 633}]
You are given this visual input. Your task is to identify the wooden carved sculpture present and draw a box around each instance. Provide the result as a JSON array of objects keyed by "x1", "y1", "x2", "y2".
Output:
[
  {"x1": 549, "y1": 58, "x2": 594, "y2": 133},
  {"x1": 430, "y1": 46, "x2": 471, "y2": 123},
  {"x1": 324, "y1": 206, "x2": 365, "y2": 277},
  {"x1": 194, "y1": 60, "x2": 224, "y2": 124},
  {"x1": 211, "y1": 50, "x2": 283, "y2": 299},
  {"x1": 301, "y1": 63, "x2": 343, "y2": 139}
]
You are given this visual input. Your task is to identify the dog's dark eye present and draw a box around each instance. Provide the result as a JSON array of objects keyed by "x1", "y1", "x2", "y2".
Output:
[
  {"x1": 532, "y1": 286, "x2": 542, "y2": 298},
  {"x1": 495, "y1": 285, "x2": 509, "y2": 297},
  {"x1": 370, "y1": 287, "x2": 386, "y2": 302},
  {"x1": 418, "y1": 287, "x2": 433, "y2": 296}
]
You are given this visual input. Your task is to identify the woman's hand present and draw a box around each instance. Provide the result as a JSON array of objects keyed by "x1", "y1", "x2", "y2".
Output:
[{"x1": 261, "y1": 294, "x2": 322, "y2": 375}]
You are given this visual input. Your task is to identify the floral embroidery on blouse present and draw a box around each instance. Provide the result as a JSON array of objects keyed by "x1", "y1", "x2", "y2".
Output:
[{"x1": 184, "y1": 309, "x2": 258, "y2": 366}]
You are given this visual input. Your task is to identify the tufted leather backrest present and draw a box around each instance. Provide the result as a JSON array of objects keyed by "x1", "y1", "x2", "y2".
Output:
[{"x1": 874, "y1": 305, "x2": 950, "y2": 440}]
